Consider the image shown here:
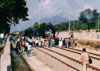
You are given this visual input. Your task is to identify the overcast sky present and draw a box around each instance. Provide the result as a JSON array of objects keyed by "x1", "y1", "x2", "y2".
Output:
[{"x1": 10, "y1": 0, "x2": 100, "y2": 32}]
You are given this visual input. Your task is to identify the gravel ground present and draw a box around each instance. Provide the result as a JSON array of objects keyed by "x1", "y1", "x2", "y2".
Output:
[
  {"x1": 40, "y1": 48, "x2": 82, "y2": 70},
  {"x1": 23, "y1": 50, "x2": 54, "y2": 71},
  {"x1": 33, "y1": 47, "x2": 73, "y2": 71},
  {"x1": 34, "y1": 46, "x2": 100, "y2": 71},
  {"x1": 47, "y1": 47, "x2": 100, "y2": 69}
]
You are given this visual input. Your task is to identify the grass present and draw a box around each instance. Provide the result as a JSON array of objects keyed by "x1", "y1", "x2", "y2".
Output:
[
  {"x1": 74, "y1": 38, "x2": 100, "y2": 50},
  {"x1": 11, "y1": 51, "x2": 33, "y2": 71},
  {"x1": 0, "y1": 52, "x2": 3, "y2": 56}
]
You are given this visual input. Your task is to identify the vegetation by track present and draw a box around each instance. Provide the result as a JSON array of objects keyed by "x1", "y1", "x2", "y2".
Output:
[{"x1": 11, "y1": 50, "x2": 32, "y2": 71}]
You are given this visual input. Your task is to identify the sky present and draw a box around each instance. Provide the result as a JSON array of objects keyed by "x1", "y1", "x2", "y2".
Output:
[{"x1": 10, "y1": 0, "x2": 100, "y2": 32}]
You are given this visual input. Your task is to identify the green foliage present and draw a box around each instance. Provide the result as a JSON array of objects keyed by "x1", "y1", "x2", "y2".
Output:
[
  {"x1": 33, "y1": 22, "x2": 39, "y2": 31},
  {"x1": 11, "y1": 51, "x2": 32, "y2": 71},
  {"x1": 54, "y1": 20, "x2": 88, "y2": 31},
  {"x1": 55, "y1": 22, "x2": 69, "y2": 31},
  {"x1": 74, "y1": 21, "x2": 88, "y2": 30},
  {"x1": 24, "y1": 27, "x2": 33, "y2": 37},
  {"x1": 79, "y1": 9, "x2": 99, "y2": 30},
  {"x1": 54, "y1": 8, "x2": 99, "y2": 32},
  {"x1": 0, "y1": 0, "x2": 28, "y2": 33},
  {"x1": 32, "y1": 22, "x2": 55, "y2": 37}
]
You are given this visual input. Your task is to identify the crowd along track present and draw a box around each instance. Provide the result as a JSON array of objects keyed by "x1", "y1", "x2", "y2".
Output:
[{"x1": 35, "y1": 47, "x2": 100, "y2": 71}]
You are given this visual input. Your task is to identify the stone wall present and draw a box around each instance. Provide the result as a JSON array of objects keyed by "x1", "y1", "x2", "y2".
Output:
[
  {"x1": 58, "y1": 32, "x2": 100, "y2": 41},
  {"x1": 1, "y1": 38, "x2": 11, "y2": 71}
]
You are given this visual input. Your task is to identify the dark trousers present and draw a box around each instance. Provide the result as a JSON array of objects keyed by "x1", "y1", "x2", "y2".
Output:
[{"x1": 27, "y1": 50, "x2": 30, "y2": 56}]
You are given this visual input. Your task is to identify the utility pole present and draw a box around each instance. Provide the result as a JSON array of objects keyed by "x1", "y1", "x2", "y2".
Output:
[
  {"x1": 69, "y1": 18, "x2": 70, "y2": 31},
  {"x1": 98, "y1": 16, "x2": 99, "y2": 30},
  {"x1": 73, "y1": 20, "x2": 75, "y2": 31},
  {"x1": 38, "y1": 0, "x2": 41, "y2": 27}
]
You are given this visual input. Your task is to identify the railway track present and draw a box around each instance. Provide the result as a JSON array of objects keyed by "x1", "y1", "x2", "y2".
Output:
[
  {"x1": 36, "y1": 47, "x2": 80, "y2": 71},
  {"x1": 55, "y1": 46, "x2": 100, "y2": 60},
  {"x1": 53, "y1": 46, "x2": 100, "y2": 69},
  {"x1": 68, "y1": 47, "x2": 100, "y2": 57},
  {"x1": 35, "y1": 47, "x2": 100, "y2": 71}
]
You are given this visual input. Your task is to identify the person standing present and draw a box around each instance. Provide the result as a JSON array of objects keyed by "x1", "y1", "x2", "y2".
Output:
[
  {"x1": 35, "y1": 38, "x2": 38, "y2": 46},
  {"x1": 59, "y1": 38, "x2": 63, "y2": 48},
  {"x1": 74, "y1": 39, "x2": 77, "y2": 48},
  {"x1": 68, "y1": 38, "x2": 71, "y2": 48},
  {"x1": 63, "y1": 38, "x2": 66, "y2": 48},
  {"x1": 25, "y1": 41, "x2": 28, "y2": 52},
  {"x1": 48, "y1": 39, "x2": 51, "y2": 48},
  {"x1": 16, "y1": 38, "x2": 21, "y2": 54},
  {"x1": 32, "y1": 37, "x2": 35, "y2": 46},
  {"x1": 51, "y1": 39, "x2": 55, "y2": 46},
  {"x1": 43, "y1": 38, "x2": 46, "y2": 46},
  {"x1": 47, "y1": 39, "x2": 50, "y2": 48},
  {"x1": 81, "y1": 48, "x2": 89, "y2": 71},
  {"x1": 27, "y1": 43, "x2": 31, "y2": 57},
  {"x1": 39, "y1": 38, "x2": 43, "y2": 47},
  {"x1": 20, "y1": 42, "x2": 24, "y2": 54}
]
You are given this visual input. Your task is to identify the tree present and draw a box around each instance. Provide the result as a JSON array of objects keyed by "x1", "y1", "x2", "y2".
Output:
[
  {"x1": 0, "y1": 0, "x2": 28, "y2": 33},
  {"x1": 33, "y1": 22, "x2": 56, "y2": 37},
  {"x1": 24, "y1": 27, "x2": 33, "y2": 37},
  {"x1": 79, "y1": 9, "x2": 99, "y2": 30},
  {"x1": 33, "y1": 22, "x2": 39, "y2": 31},
  {"x1": 54, "y1": 22, "x2": 69, "y2": 31}
]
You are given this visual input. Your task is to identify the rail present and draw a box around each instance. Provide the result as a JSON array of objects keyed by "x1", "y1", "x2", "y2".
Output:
[
  {"x1": 40, "y1": 47, "x2": 100, "y2": 71},
  {"x1": 55, "y1": 47, "x2": 100, "y2": 60},
  {"x1": 36, "y1": 48, "x2": 80, "y2": 71}
]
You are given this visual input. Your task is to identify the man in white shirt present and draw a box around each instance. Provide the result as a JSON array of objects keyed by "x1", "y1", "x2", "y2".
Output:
[
  {"x1": 27, "y1": 43, "x2": 31, "y2": 57},
  {"x1": 81, "y1": 48, "x2": 89, "y2": 71},
  {"x1": 35, "y1": 39, "x2": 38, "y2": 46}
]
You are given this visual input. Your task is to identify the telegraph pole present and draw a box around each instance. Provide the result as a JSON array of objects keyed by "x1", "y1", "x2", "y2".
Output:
[
  {"x1": 69, "y1": 18, "x2": 70, "y2": 32},
  {"x1": 73, "y1": 20, "x2": 75, "y2": 31},
  {"x1": 38, "y1": 0, "x2": 41, "y2": 27},
  {"x1": 98, "y1": 16, "x2": 99, "y2": 30}
]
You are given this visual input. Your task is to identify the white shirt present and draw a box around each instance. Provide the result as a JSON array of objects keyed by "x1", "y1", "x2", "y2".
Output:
[
  {"x1": 81, "y1": 52, "x2": 89, "y2": 63},
  {"x1": 22, "y1": 37, "x2": 24, "y2": 39},
  {"x1": 25, "y1": 42, "x2": 29, "y2": 47},
  {"x1": 0, "y1": 33, "x2": 4, "y2": 38},
  {"x1": 28, "y1": 45, "x2": 31, "y2": 50},
  {"x1": 59, "y1": 40, "x2": 63, "y2": 47},
  {"x1": 28, "y1": 38, "x2": 32, "y2": 43},
  {"x1": 36, "y1": 40, "x2": 38, "y2": 43}
]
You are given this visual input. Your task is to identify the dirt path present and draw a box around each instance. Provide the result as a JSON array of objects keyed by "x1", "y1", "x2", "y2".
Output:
[{"x1": 23, "y1": 50, "x2": 54, "y2": 71}]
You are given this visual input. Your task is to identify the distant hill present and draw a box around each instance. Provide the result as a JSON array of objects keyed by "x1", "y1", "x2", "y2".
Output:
[{"x1": 41, "y1": 15, "x2": 68, "y2": 24}]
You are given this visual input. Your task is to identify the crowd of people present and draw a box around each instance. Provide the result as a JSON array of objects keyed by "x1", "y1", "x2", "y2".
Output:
[
  {"x1": 10, "y1": 35, "x2": 56, "y2": 56},
  {"x1": 10, "y1": 34, "x2": 78, "y2": 57},
  {"x1": 9, "y1": 33, "x2": 92, "y2": 71}
]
